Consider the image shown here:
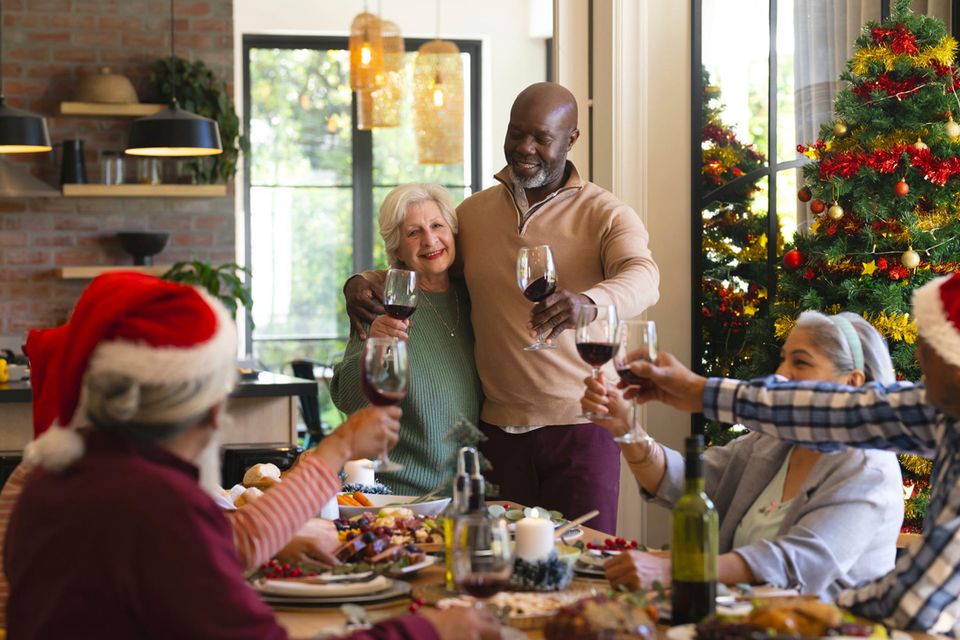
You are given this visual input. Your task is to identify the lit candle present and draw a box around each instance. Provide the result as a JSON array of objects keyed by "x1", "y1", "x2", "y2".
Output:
[
  {"x1": 515, "y1": 511, "x2": 555, "y2": 562},
  {"x1": 343, "y1": 459, "x2": 375, "y2": 486}
]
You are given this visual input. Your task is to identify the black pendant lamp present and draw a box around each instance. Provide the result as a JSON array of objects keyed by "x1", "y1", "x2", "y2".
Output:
[
  {"x1": 125, "y1": 0, "x2": 222, "y2": 157},
  {"x1": 0, "y1": 6, "x2": 51, "y2": 153}
]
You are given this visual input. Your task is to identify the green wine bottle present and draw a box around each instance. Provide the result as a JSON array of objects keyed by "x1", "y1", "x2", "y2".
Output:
[{"x1": 671, "y1": 434, "x2": 719, "y2": 625}]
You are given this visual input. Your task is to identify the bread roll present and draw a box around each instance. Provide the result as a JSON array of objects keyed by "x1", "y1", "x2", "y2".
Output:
[
  {"x1": 242, "y1": 463, "x2": 282, "y2": 489},
  {"x1": 234, "y1": 486, "x2": 265, "y2": 508}
]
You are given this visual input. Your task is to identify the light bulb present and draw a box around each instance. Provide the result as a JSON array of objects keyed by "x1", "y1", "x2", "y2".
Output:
[
  {"x1": 361, "y1": 44, "x2": 372, "y2": 66},
  {"x1": 433, "y1": 88, "x2": 445, "y2": 108}
]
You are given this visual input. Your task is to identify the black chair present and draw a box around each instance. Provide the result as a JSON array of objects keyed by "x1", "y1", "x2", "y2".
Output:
[
  {"x1": 0, "y1": 452, "x2": 21, "y2": 489},
  {"x1": 220, "y1": 443, "x2": 302, "y2": 489},
  {"x1": 290, "y1": 358, "x2": 325, "y2": 447}
]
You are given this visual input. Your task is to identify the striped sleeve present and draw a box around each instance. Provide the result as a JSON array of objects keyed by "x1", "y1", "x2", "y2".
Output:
[
  {"x1": 0, "y1": 462, "x2": 33, "y2": 629},
  {"x1": 704, "y1": 377, "x2": 940, "y2": 457},
  {"x1": 227, "y1": 456, "x2": 341, "y2": 572}
]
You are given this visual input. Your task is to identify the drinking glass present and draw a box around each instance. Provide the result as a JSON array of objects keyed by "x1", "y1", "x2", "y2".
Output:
[
  {"x1": 452, "y1": 515, "x2": 512, "y2": 607},
  {"x1": 516, "y1": 245, "x2": 558, "y2": 351},
  {"x1": 575, "y1": 304, "x2": 620, "y2": 420},
  {"x1": 360, "y1": 337, "x2": 408, "y2": 472},
  {"x1": 383, "y1": 268, "x2": 419, "y2": 320},
  {"x1": 612, "y1": 319, "x2": 658, "y2": 443}
]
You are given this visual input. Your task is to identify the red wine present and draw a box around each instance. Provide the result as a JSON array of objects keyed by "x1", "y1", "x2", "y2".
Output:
[
  {"x1": 457, "y1": 574, "x2": 508, "y2": 599},
  {"x1": 361, "y1": 375, "x2": 405, "y2": 406},
  {"x1": 384, "y1": 304, "x2": 416, "y2": 320},
  {"x1": 671, "y1": 579, "x2": 717, "y2": 625},
  {"x1": 523, "y1": 276, "x2": 556, "y2": 302},
  {"x1": 616, "y1": 368, "x2": 654, "y2": 391},
  {"x1": 577, "y1": 342, "x2": 617, "y2": 367}
]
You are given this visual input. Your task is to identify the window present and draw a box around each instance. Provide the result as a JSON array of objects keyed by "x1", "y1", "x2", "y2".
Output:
[{"x1": 243, "y1": 35, "x2": 481, "y2": 369}]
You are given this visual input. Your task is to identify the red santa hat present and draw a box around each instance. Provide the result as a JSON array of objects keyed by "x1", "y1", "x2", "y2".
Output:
[
  {"x1": 24, "y1": 271, "x2": 237, "y2": 471},
  {"x1": 912, "y1": 272, "x2": 960, "y2": 370}
]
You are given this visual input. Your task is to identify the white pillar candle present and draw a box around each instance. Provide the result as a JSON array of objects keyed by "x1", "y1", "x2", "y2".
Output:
[
  {"x1": 343, "y1": 459, "x2": 375, "y2": 486},
  {"x1": 515, "y1": 512, "x2": 555, "y2": 562}
]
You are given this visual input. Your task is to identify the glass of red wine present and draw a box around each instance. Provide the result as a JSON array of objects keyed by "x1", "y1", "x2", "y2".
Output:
[
  {"x1": 360, "y1": 337, "x2": 408, "y2": 472},
  {"x1": 612, "y1": 319, "x2": 658, "y2": 443},
  {"x1": 575, "y1": 303, "x2": 620, "y2": 420},
  {"x1": 383, "y1": 269, "x2": 419, "y2": 320},
  {"x1": 452, "y1": 515, "x2": 512, "y2": 607},
  {"x1": 516, "y1": 245, "x2": 558, "y2": 351}
]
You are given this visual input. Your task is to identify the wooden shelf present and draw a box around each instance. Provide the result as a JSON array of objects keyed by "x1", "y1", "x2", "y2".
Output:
[
  {"x1": 61, "y1": 184, "x2": 227, "y2": 198},
  {"x1": 58, "y1": 102, "x2": 166, "y2": 117},
  {"x1": 57, "y1": 265, "x2": 172, "y2": 279}
]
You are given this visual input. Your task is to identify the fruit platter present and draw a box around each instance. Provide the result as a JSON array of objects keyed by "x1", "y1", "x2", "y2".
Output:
[{"x1": 330, "y1": 505, "x2": 444, "y2": 573}]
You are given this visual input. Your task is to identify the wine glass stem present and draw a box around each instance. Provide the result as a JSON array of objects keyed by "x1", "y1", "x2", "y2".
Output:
[{"x1": 631, "y1": 401, "x2": 640, "y2": 437}]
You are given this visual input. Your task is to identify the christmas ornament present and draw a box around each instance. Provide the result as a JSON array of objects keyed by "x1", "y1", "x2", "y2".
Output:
[
  {"x1": 914, "y1": 137, "x2": 929, "y2": 151},
  {"x1": 797, "y1": 187, "x2": 812, "y2": 202},
  {"x1": 901, "y1": 247, "x2": 921, "y2": 269},
  {"x1": 827, "y1": 202, "x2": 845, "y2": 220},
  {"x1": 947, "y1": 116, "x2": 960, "y2": 139},
  {"x1": 894, "y1": 180, "x2": 910, "y2": 196},
  {"x1": 833, "y1": 121, "x2": 848, "y2": 138},
  {"x1": 783, "y1": 248, "x2": 803, "y2": 270},
  {"x1": 861, "y1": 260, "x2": 878, "y2": 276},
  {"x1": 810, "y1": 199, "x2": 826, "y2": 214}
]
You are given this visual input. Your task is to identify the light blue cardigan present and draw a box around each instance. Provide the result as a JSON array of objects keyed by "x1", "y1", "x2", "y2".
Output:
[{"x1": 643, "y1": 432, "x2": 903, "y2": 600}]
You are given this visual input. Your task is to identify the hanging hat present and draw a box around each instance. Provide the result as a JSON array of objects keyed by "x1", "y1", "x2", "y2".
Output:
[
  {"x1": 912, "y1": 272, "x2": 960, "y2": 370},
  {"x1": 24, "y1": 271, "x2": 237, "y2": 471}
]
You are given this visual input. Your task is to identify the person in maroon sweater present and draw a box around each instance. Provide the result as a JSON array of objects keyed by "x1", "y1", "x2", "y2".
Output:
[{"x1": 5, "y1": 272, "x2": 499, "y2": 640}]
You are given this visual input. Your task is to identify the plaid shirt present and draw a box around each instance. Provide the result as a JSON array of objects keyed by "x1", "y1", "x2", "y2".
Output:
[{"x1": 705, "y1": 376, "x2": 960, "y2": 634}]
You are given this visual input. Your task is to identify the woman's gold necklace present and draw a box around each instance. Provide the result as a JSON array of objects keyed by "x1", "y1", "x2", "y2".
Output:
[{"x1": 420, "y1": 288, "x2": 460, "y2": 337}]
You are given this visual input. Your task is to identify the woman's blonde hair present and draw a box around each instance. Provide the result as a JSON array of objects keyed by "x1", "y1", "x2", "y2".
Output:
[{"x1": 378, "y1": 183, "x2": 458, "y2": 268}]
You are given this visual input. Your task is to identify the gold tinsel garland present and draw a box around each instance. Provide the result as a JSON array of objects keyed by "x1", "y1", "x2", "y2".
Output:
[
  {"x1": 775, "y1": 310, "x2": 915, "y2": 344},
  {"x1": 850, "y1": 35, "x2": 957, "y2": 75},
  {"x1": 915, "y1": 205, "x2": 958, "y2": 232},
  {"x1": 900, "y1": 453, "x2": 934, "y2": 477}
]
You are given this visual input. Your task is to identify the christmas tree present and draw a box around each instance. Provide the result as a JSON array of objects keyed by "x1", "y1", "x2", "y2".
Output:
[
  {"x1": 698, "y1": 68, "x2": 774, "y2": 445},
  {"x1": 732, "y1": 0, "x2": 959, "y2": 531}
]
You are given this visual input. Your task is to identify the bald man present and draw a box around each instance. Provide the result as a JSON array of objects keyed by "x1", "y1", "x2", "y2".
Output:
[{"x1": 347, "y1": 82, "x2": 659, "y2": 533}]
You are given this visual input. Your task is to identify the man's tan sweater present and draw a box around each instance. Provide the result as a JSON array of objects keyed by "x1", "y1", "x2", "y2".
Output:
[{"x1": 458, "y1": 163, "x2": 659, "y2": 428}]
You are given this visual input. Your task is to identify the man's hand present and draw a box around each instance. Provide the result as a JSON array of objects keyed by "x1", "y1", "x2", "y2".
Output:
[
  {"x1": 274, "y1": 518, "x2": 340, "y2": 568},
  {"x1": 529, "y1": 289, "x2": 591, "y2": 342},
  {"x1": 419, "y1": 607, "x2": 501, "y2": 639},
  {"x1": 344, "y1": 275, "x2": 384, "y2": 339},
  {"x1": 604, "y1": 549, "x2": 671, "y2": 591},
  {"x1": 623, "y1": 351, "x2": 707, "y2": 414},
  {"x1": 581, "y1": 373, "x2": 632, "y2": 437}
]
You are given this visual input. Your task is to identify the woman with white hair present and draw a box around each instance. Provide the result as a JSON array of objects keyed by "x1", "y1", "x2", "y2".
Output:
[
  {"x1": 332, "y1": 183, "x2": 482, "y2": 495},
  {"x1": 582, "y1": 310, "x2": 904, "y2": 600}
]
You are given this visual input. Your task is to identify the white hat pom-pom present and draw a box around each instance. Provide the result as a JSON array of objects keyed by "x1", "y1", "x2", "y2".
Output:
[{"x1": 23, "y1": 426, "x2": 85, "y2": 473}]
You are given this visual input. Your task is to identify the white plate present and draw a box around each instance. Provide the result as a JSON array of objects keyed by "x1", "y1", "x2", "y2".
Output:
[
  {"x1": 253, "y1": 575, "x2": 392, "y2": 597},
  {"x1": 337, "y1": 494, "x2": 451, "y2": 518},
  {"x1": 388, "y1": 554, "x2": 436, "y2": 576},
  {"x1": 665, "y1": 622, "x2": 912, "y2": 640}
]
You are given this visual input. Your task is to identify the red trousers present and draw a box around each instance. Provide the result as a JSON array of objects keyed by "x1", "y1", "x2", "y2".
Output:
[{"x1": 479, "y1": 421, "x2": 621, "y2": 534}]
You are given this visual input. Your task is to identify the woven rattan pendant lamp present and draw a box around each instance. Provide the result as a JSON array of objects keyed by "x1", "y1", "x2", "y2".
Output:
[
  {"x1": 413, "y1": 2, "x2": 463, "y2": 164},
  {"x1": 357, "y1": 18, "x2": 404, "y2": 130},
  {"x1": 126, "y1": 0, "x2": 222, "y2": 157},
  {"x1": 349, "y1": 4, "x2": 384, "y2": 93},
  {"x1": 0, "y1": 5, "x2": 51, "y2": 153}
]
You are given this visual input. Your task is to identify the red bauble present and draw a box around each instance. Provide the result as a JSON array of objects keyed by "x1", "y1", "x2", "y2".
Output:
[
  {"x1": 810, "y1": 199, "x2": 826, "y2": 214},
  {"x1": 783, "y1": 248, "x2": 803, "y2": 270},
  {"x1": 894, "y1": 180, "x2": 910, "y2": 196},
  {"x1": 797, "y1": 187, "x2": 812, "y2": 202}
]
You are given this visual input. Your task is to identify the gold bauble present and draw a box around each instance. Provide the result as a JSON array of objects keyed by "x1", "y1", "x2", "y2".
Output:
[
  {"x1": 901, "y1": 248, "x2": 921, "y2": 269},
  {"x1": 914, "y1": 137, "x2": 929, "y2": 151},
  {"x1": 833, "y1": 121, "x2": 848, "y2": 137},
  {"x1": 947, "y1": 118, "x2": 960, "y2": 140},
  {"x1": 827, "y1": 202, "x2": 844, "y2": 220}
]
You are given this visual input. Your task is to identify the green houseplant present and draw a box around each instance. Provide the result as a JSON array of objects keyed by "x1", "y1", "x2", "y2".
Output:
[
  {"x1": 161, "y1": 261, "x2": 253, "y2": 322},
  {"x1": 150, "y1": 56, "x2": 249, "y2": 184}
]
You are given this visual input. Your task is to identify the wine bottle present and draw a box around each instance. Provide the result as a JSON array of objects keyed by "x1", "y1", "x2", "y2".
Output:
[
  {"x1": 671, "y1": 435, "x2": 718, "y2": 625},
  {"x1": 443, "y1": 447, "x2": 474, "y2": 591}
]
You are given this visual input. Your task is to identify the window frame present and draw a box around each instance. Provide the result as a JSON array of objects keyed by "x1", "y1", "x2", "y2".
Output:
[{"x1": 241, "y1": 34, "x2": 482, "y2": 354}]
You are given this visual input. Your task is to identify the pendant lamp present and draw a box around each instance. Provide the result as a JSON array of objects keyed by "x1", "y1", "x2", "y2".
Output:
[
  {"x1": 349, "y1": 9, "x2": 384, "y2": 92},
  {"x1": 357, "y1": 19, "x2": 404, "y2": 130},
  {"x1": 413, "y1": 39, "x2": 463, "y2": 164},
  {"x1": 0, "y1": 5, "x2": 51, "y2": 153},
  {"x1": 126, "y1": 0, "x2": 222, "y2": 157}
]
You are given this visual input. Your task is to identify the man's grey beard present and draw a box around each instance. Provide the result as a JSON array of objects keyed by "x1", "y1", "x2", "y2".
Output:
[
  {"x1": 197, "y1": 420, "x2": 225, "y2": 498},
  {"x1": 509, "y1": 165, "x2": 548, "y2": 189}
]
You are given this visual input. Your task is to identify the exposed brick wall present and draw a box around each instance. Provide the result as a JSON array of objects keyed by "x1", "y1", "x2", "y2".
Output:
[{"x1": 0, "y1": 0, "x2": 235, "y2": 337}]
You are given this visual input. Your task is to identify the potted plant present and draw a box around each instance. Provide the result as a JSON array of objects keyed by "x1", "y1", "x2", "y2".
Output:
[
  {"x1": 150, "y1": 56, "x2": 249, "y2": 184},
  {"x1": 161, "y1": 261, "x2": 253, "y2": 322}
]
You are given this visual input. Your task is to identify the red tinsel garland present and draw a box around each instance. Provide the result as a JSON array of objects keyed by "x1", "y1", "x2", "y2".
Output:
[
  {"x1": 853, "y1": 72, "x2": 921, "y2": 98},
  {"x1": 813, "y1": 144, "x2": 960, "y2": 186},
  {"x1": 870, "y1": 24, "x2": 920, "y2": 55}
]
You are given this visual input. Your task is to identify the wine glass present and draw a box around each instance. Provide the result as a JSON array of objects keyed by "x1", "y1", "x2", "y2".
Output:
[
  {"x1": 612, "y1": 319, "x2": 658, "y2": 443},
  {"x1": 452, "y1": 515, "x2": 512, "y2": 608},
  {"x1": 360, "y1": 337, "x2": 408, "y2": 472},
  {"x1": 516, "y1": 245, "x2": 558, "y2": 351},
  {"x1": 383, "y1": 268, "x2": 419, "y2": 320},
  {"x1": 575, "y1": 304, "x2": 620, "y2": 420}
]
